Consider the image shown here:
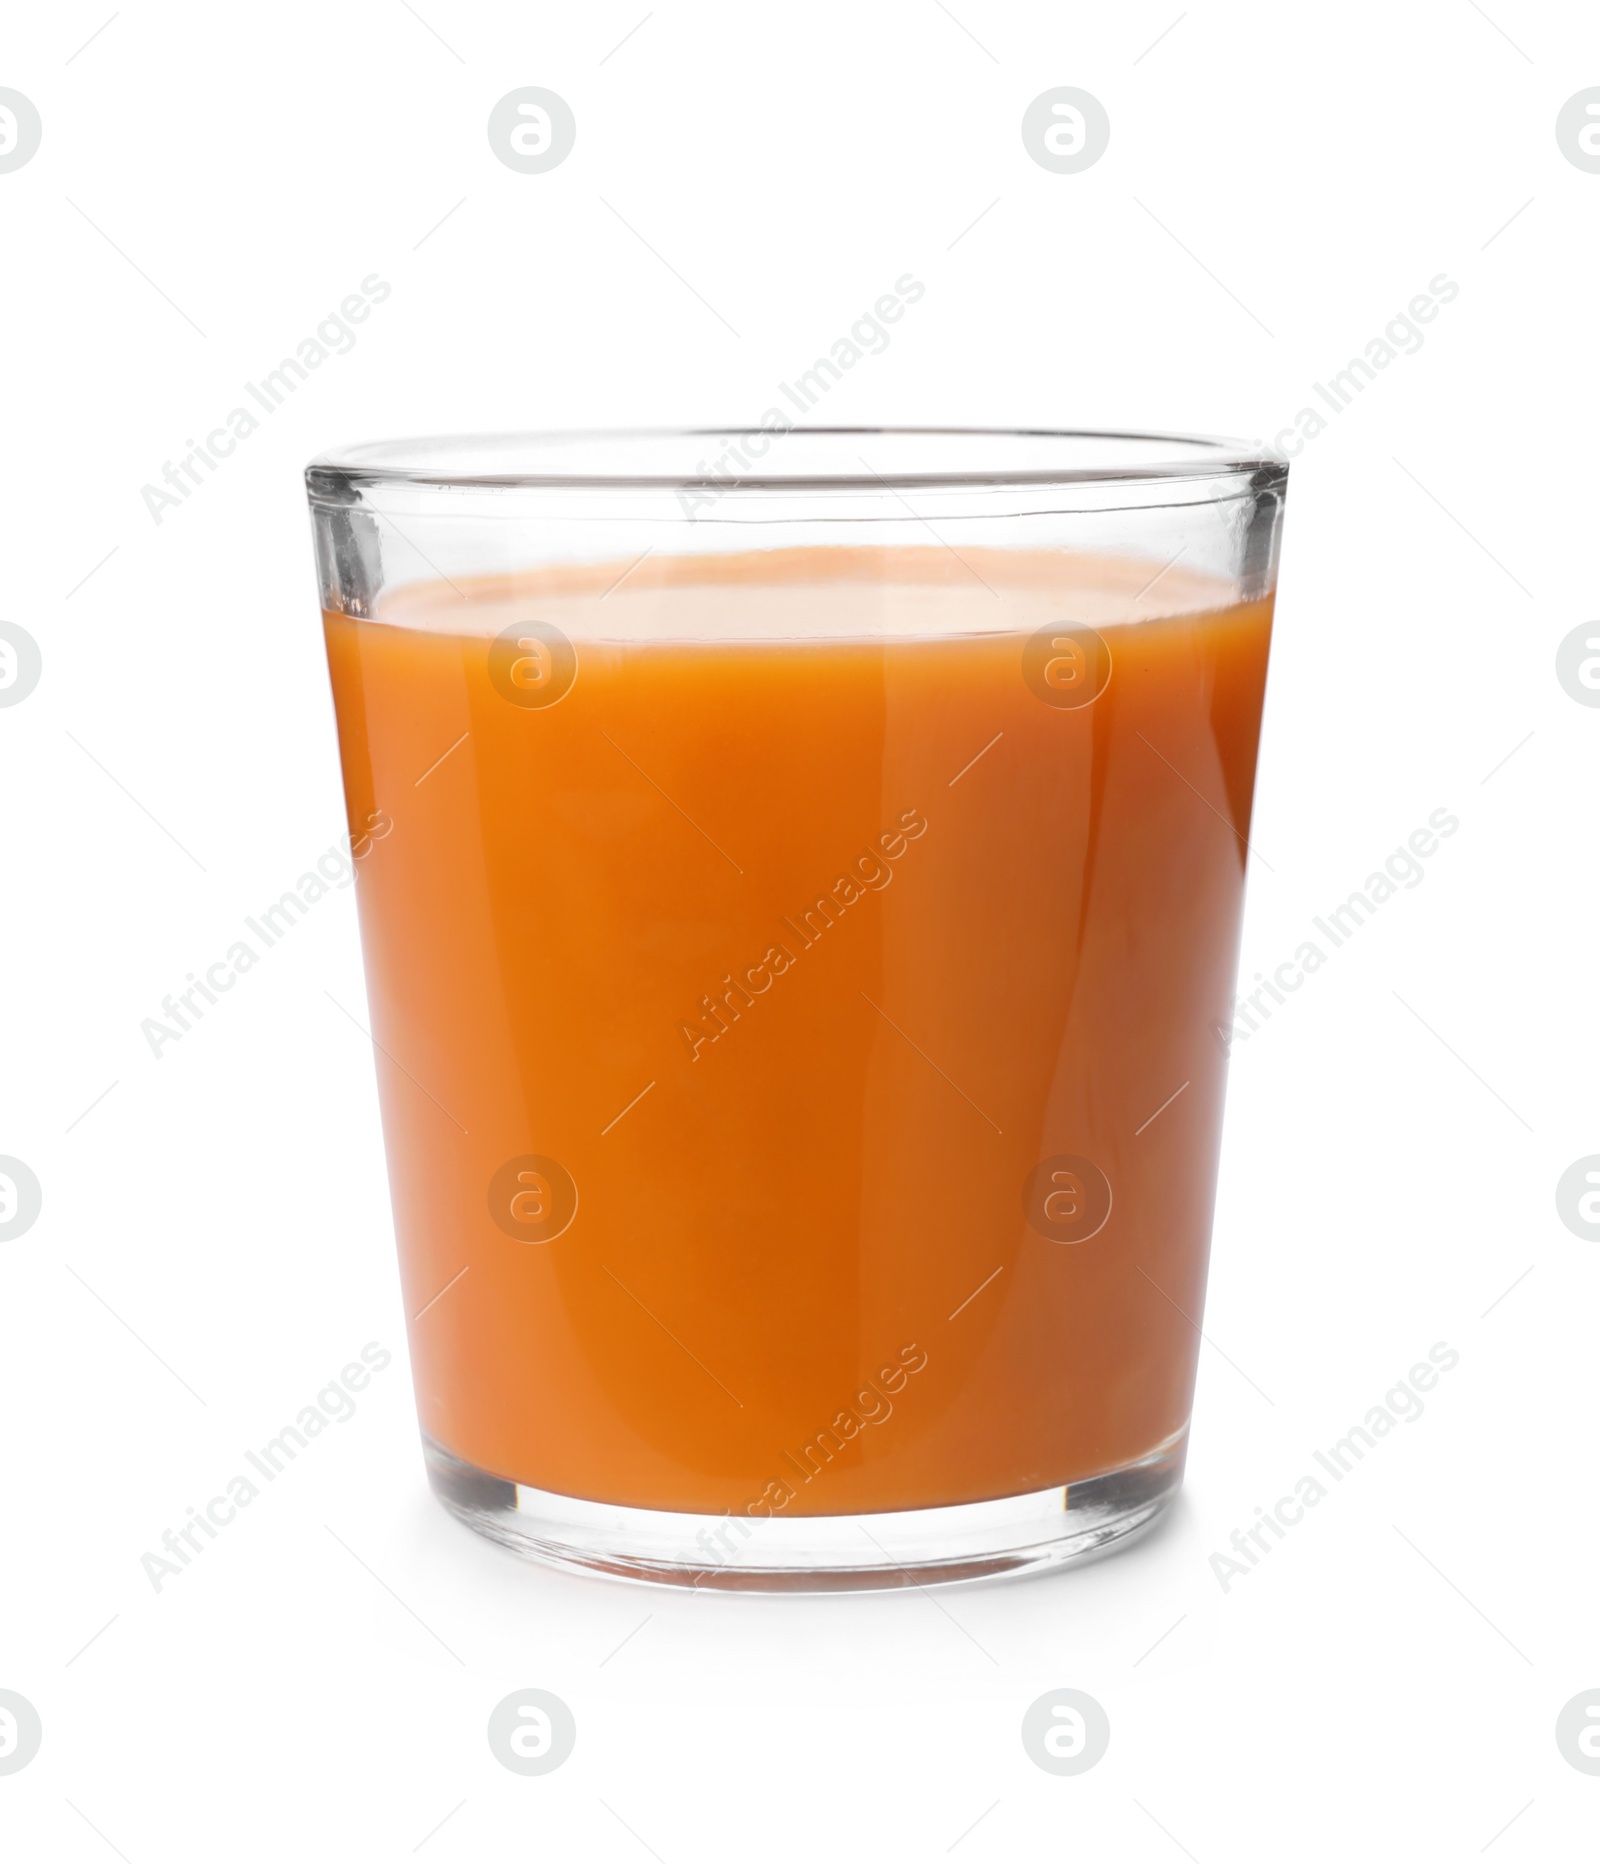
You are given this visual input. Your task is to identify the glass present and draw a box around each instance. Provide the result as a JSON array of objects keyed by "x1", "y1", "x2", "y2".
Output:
[{"x1": 305, "y1": 428, "x2": 1287, "y2": 1589}]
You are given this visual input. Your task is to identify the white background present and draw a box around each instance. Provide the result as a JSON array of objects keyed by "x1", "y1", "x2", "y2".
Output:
[{"x1": 2, "y1": 1, "x2": 1597, "y2": 1856}]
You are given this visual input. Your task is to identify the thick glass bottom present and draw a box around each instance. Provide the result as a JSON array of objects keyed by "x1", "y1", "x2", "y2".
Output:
[{"x1": 423, "y1": 1429, "x2": 1186, "y2": 1591}]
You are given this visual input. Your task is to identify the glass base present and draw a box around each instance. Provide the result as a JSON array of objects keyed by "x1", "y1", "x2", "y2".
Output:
[{"x1": 423, "y1": 1430, "x2": 1186, "y2": 1591}]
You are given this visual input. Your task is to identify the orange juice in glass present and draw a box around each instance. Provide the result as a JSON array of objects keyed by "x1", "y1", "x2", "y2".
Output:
[{"x1": 307, "y1": 430, "x2": 1285, "y2": 1588}]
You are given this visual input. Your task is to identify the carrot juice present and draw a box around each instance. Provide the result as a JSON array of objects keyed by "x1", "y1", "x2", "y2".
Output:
[{"x1": 322, "y1": 543, "x2": 1273, "y2": 1532}]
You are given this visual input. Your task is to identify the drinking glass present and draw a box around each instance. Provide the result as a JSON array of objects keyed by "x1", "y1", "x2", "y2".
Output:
[{"x1": 306, "y1": 428, "x2": 1287, "y2": 1589}]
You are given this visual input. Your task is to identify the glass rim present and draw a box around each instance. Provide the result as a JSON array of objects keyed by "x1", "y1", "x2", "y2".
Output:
[{"x1": 305, "y1": 427, "x2": 1286, "y2": 498}]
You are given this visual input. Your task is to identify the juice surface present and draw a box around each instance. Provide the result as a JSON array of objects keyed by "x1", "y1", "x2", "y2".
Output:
[{"x1": 324, "y1": 547, "x2": 1272, "y2": 1515}]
